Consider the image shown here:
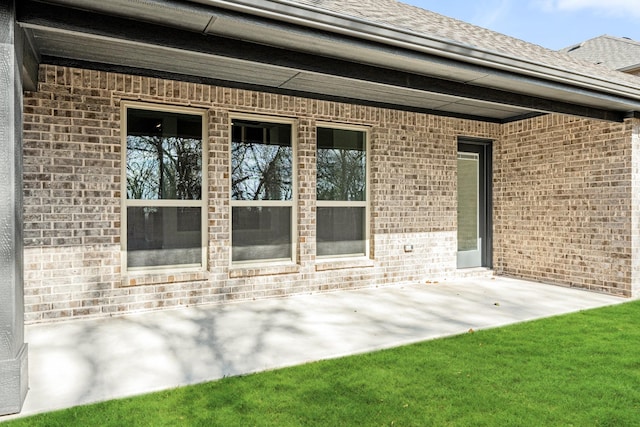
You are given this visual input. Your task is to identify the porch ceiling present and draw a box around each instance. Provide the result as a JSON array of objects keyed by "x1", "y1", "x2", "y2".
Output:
[{"x1": 17, "y1": 0, "x2": 640, "y2": 123}]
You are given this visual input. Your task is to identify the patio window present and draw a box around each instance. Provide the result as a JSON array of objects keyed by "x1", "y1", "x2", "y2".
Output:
[
  {"x1": 316, "y1": 126, "x2": 368, "y2": 257},
  {"x1": 231, "y1": 117, "x2": 295, "y2": 263},
  {"x1": 123, "y1": 105, "x2": 206, "y2": 270}
]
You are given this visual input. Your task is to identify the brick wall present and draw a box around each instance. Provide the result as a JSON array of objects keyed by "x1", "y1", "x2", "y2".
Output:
[
  {"x1": 22, "y1": 65, "x2": 501, "y2": 323},
  {"x1": 495, "y1": 115, "x2": 635, "y2": 296},
  {"x1": 23, "y1": 65, "x2": 638, "y2": 323},
  {"x1": 628, "y1": 118, "x2": 640, "y2": 296}
]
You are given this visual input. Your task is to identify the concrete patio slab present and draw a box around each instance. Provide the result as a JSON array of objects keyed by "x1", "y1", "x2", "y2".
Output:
[{"x1": 3, "y1": 276, "x2": 627, "y2": 420}]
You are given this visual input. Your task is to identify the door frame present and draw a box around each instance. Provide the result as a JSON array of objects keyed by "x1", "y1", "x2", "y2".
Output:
[{"x1": 457, "y1": 138, "x2": 493, "y2": 268}]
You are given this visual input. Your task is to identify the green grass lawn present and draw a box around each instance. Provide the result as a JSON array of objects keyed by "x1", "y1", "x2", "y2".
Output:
[{"x1": 6, "y1": 300, "x2": 640, "y2": 427}]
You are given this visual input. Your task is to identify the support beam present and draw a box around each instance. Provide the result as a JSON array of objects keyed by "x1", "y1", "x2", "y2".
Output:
[
  {"x1": 20, "y1": 28, "x2": 39, "y2": 92},
  {"x1": 0, "y1": 0, "x2": 29, "y2": 416},
  {"x1": 42, "y1": 56, "x2": 506, "y2": 123}
]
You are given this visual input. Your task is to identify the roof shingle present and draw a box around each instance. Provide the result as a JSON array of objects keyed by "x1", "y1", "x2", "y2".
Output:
[
  {"x1": 561, "y1": 35, "x2": 640, "y2": 71},
  {"x1": 288, "y1": 0, "x2": 640, "y2": 89}
]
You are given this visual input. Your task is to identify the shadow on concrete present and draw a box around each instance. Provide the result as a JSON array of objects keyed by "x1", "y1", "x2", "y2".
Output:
[{"x1": 11, "y1": 276, "x2": 625, "y2": 418}]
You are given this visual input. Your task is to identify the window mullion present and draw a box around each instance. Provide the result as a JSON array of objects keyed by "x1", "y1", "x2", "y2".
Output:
[
  {"x1": 126, "y1": 199, "x2": 204, "y2": 207},
  {"x1": 316, "y1": 200, "x2": 367, "y2": 207},
  {"x1": 230, "y1": 200, "x2": 293, "y2": 207}
]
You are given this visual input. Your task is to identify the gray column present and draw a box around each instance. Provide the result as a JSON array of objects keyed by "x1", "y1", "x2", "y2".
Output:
[{"x1": 0, "y1": 0, "x2": 28, "y2": 416}]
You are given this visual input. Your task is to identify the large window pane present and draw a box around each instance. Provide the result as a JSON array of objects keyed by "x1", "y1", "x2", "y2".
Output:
[
  {"x1": 317, "y1": 128, "x2": 366, "y2": 201},
  {"x1": 317, "y1": 207, "x2": 366, "y2": 257},
  {"x1": 231, "y1": 120, "x2": 293, "y2": 201},
  {"x1": 127, "y1": 207, "x2": 202, "y2": 268},
  {"x1": 232, "y1": 207, "x2": 292, "y2": 262},
  {"x1": 124, "y1": 106, "x2": 205, "y2": 271},
  {"x1": 457, "y1": 154, "x2": 479, "y2": 251},
  {"x1": 316, "y1": 127, "x2": 367, "y2": 258},
  {"x1": 127, "y1": 109, "x2": 202, "y2": 200}
]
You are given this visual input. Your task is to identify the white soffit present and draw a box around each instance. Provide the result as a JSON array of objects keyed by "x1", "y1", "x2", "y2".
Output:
[{"x1": 21, "y1": 0, "x2": 640, "y2": 120}]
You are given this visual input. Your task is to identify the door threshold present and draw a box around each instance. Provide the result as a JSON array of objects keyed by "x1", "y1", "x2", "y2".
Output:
[{"x1": 456, "y1": 267, "x2": 494, "y2": 279}]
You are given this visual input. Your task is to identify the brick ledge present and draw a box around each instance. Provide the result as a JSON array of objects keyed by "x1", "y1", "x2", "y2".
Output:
[
  {"x1": 122, "y1": 270, "x2": 209, "y2": 287},
  {"x1": 229, "y1": 263, "x2": 300, "y2": 278},
  {"x1": 315, "y1": 258, "x2": 375, "y2": 271}
]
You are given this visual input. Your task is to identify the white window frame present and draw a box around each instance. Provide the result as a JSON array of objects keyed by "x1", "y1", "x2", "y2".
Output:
[
  {"x1": 121, "y1": 101, "x2": 208, "y2": 273},
  {"x1": 229, "y1": 113, "x2": 298, "y2": 266},
  {"x1": 316, "y1": 122, "x2": 370, "y2": 259}
]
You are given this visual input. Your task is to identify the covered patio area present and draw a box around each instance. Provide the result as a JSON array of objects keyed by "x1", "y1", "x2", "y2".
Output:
[
  {"x1": 10, "y1": 276, "x2": 625, "y2": 419},
  {"x1": 4, "y1": 0, "x2": 640, "y2": 416}
]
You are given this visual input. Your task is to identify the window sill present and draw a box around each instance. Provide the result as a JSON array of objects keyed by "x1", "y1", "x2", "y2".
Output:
[
  {"x1": 229, "y1": 262, "x2": 300, "y2": 278},
  {"x1": 122, "y1": 269, "x2": 209, "y2": 287},
  {"x1": 315, "y1": 257, "x2": 375, "y2": 271}
]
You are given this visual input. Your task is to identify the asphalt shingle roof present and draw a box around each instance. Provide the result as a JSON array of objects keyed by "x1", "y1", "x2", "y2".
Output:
[
  {"x1": 289, "y1": 0, "x2": 640, "y2": 89},
  {"x1": 561, "y1": 35, "x2": 640, "y2": 71}
]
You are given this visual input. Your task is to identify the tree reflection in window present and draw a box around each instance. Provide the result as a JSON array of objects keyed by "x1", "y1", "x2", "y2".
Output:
[
  {"x1": 127, "y1": 109, "x2": 202, "y2": 201},
  {"x1": 316, "y1": 127, "x2": 367, "y2": 257},
  {"x1": 231, "y1": 121, "x2": 292, "y2": 201},
  {"x1": 317, "y1": 128, "x2": 366, "y2": 202},
  {"x1": 231, "y1": 119, "x2": 293, "y2": 263},
  {"x1": 124, "y1": 108, "x2": 204, "y2": 270}
]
